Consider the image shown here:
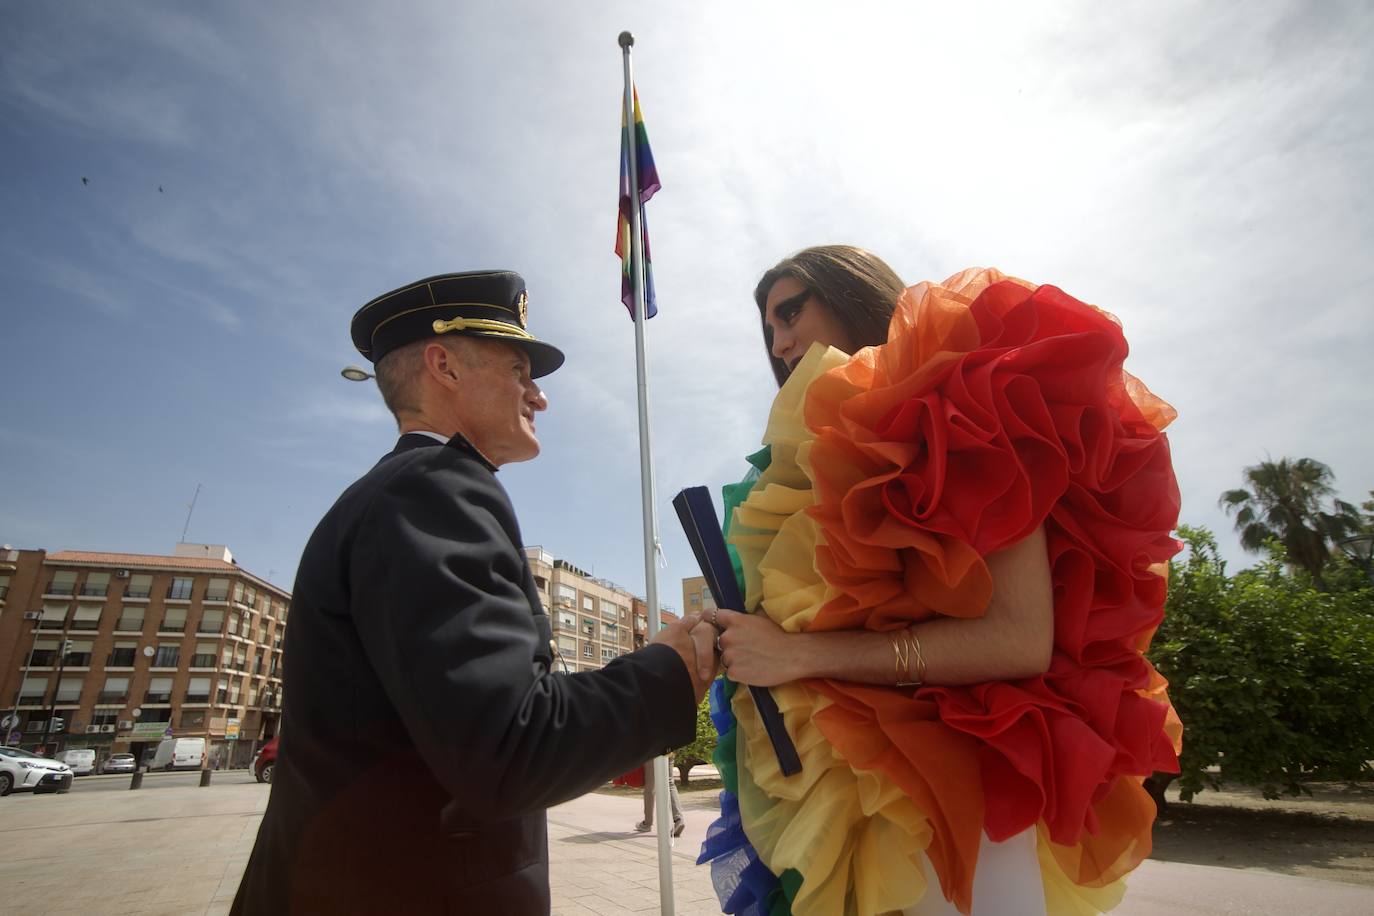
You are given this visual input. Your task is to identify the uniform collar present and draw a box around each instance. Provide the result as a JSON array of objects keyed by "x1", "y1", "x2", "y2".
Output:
[{"x1": 391, "y1": 430, "x2": 498, "y2": 473}]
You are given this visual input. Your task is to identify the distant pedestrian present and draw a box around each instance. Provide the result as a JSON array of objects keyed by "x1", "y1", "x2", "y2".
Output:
[{"x1": 635, "y1": 753, "x2": 684, "y2": 837}]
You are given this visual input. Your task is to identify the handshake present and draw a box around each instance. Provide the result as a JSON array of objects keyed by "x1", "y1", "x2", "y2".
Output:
[{"x1": 649, "y1": 612, "x2": 723, "y2": 702}]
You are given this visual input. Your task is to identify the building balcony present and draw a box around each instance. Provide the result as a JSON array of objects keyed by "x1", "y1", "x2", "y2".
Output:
[
  {"x1": 157, "y1": 624, "x2": 187, "y2": 634},
  {"x1": 69, "y1": 621, "x2": 100, "y2": 632},
  {"x1": 184, "y1": 694, "x2": 211, "y2": 704},
  {"x1": 79, "y1": 586, "x2": 107, "y2": 597},
  {"x1": 96, "y1": 692, "x2": 128, "y2": 704},
  {"x1": 37, "y1": 619, "x2": 67, "y2": 630},
  {"x1": 45, "y1": 585, "x2": 75, "y2": 597},
  {"x1": 114, "y1": 619, "x2": 145, "y2": 633},
  {"x1": 17, "y1": 694, "x2": 45, "y2": 706}
]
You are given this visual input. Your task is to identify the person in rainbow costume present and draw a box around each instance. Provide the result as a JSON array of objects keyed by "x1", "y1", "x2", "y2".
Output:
[{"x1": 699, "y1": 246, "x2": 1183, "y2": 916}]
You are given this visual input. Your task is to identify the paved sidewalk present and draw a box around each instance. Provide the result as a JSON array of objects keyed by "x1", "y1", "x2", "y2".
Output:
[{"x1": 1, "y1": 778, "x2": 1372, "y2": 915}]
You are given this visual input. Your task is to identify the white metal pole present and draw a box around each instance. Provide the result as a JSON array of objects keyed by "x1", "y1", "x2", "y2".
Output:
[{"x1": 619, "y1": 29, "x2": 676, "y2": 916}]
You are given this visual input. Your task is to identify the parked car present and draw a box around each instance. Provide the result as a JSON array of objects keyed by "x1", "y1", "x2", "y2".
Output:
[
  {"x1": 100, "y1": 753, "x2": 137, "y2": 774},
  {"x1": 149, "y1": 737, "x2": 206, "y2": 771},
  {"x1": 253, "y1": 737, "x2": 278, "y2": 783},
  {"x1": 55, "y1": 748, "x2": 96, "y2": 776},
  {"x1": 0, "y1": 746, "x2": 74, "y2": 796}
]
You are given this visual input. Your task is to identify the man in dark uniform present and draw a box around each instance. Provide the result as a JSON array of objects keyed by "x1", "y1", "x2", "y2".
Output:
[{"x1": 232, "y1": 270, "x2": 715, "y2": 915}]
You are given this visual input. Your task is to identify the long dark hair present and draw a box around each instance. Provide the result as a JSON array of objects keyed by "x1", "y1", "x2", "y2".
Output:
[{"x1": 754, "y1": 245, "x2": 905, "y2": 386}]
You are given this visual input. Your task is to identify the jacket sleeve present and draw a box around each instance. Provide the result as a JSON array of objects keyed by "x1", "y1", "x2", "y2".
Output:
[{"x1": 348, "y1": 452, "x2": 696, "y2": 822}]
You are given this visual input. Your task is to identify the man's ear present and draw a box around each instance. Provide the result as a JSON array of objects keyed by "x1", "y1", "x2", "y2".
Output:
[{"x1": 424, "y1": 341, "x2": 460, "y2": 386}]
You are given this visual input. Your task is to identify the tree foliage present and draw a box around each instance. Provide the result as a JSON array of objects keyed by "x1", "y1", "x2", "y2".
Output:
[
  {"x1": 1218, "y1": 457, "x2": 1362, "y2": 586},
  {"x1": 674, "y1": 693, "x2": 717, "y2": 785},
  {"x1": 1150, "y1": 525, "x2": 1374, "y2": 801}
]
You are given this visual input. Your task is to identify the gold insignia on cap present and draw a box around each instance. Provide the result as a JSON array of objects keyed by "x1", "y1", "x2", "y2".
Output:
[{"x1": 517, "y1": 291, "x2": 528, "y2": 329}]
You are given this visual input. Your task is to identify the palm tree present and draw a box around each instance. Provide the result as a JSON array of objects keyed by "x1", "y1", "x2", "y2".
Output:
[{"x1": 1219, "y1": 458, "x2": 1361, "y2": 584}]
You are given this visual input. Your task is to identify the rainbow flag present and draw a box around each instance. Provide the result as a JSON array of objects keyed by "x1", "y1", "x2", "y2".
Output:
[{"x1": 616, "y1": 87, "x2": 660, "y2": 319}]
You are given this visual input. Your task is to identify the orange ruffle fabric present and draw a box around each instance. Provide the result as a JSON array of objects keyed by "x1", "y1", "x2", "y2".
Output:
[{"x1": 796, "y1": 269, "x2": 1182, "y2": 909}]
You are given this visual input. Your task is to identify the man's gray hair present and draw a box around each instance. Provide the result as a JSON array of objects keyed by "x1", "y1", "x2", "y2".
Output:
[{"x1": 374, "y1": 336, "x2": 480, "y2": 427}]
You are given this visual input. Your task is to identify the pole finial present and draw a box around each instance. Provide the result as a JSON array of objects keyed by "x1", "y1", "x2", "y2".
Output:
[{"x1": 618, "y1": 31, "x2": 634, "y2": 48}]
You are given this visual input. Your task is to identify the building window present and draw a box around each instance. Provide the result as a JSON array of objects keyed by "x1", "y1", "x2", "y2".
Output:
[
  {"x1": 181, "y1": 710, "x2": 206, "y2": 728},
  {"x1": 557, "y1": 611, "x2": 576, "y2": 631},
  {"x1": 144, "y1": 708, "x2": 171, "y2": 724},
  {"x1": 55, "y1": 677, "x2": 83, "y2": 703},
  {"x1": 125, "y1": 574, "x2": 152, "y2": 598},
  {"x1": 205, "y1": 578, "x2": 230, "y2": 601},
  {"x1": 581, "y1": 644, "x2": 594, "y2": 658},
  {"x1": 191, "y1": 642, "x2": 216, "y2": 668},
  {"x1": 38, "y1": 602, "x2": 68, "y2": 629},
  {"x1": 115, "y1": 607, "x2": 145, "y2": 632},
  {"x1": 153, "y1": 645, "x2": 181, "y2": 668},
  {"x1": 0, "y1": 575, "x2": 10, "y2": 600},
  {"x1": 557, "y1": 635, "x2": 577, "y2": 655},
  {"x1": 29, "y1": 639, "x2": 58, "y2": 667},
  {"x1": 48, "y1": 570, "x2": 77, "y2": 595},
  {"x1": 555, "y1": 584, "x2": 577, "y2": 606},
  {"x1": 167, "y1": 577, "x2": 194, "y2": 600},
  {"x1": 198, "y1": 609, "x2": 225, "y2": 634},
  {"x1": 582, "y1": 595, "x2": 594, "y2": 611},
  {"x1": 581, "y1": 618, "x2": 596, "y2": 638},
  {"x1": 145, "y1": 677, "x2": 173, "y2": 704},
  {"x1": 107, "y1": 643, "x2": 136, "y2": 667},
  {"x1": 601, "y1": 646, "x2": 616, "y2": 661},
  {"x1": 80, "y1": 571, "x2": 110, "y2": 597},
  {"x1": 186, "y1": 677, "x2": 211, "y2": 703},
  {"x1": 91, "y1": 710, "x2": 118, "y2": 728},
  {"x1": 71, "y1": 605, "x2": 102, "y2": 631},
  {"x1": 19, "y1": 676, "x2": 48, "y2": 705},
  {"x1": 216, "y1": 679, "x2": 229, "y2": 704},
  {"x1": 67, "y1": 640, "x2": 94, "y2": 667},
  {"x1": 99, "y1": 676, "x2": 129, "y2": 704},
  {"x1": 160, "y1": 607, "x2": 187, "y2": 633}
]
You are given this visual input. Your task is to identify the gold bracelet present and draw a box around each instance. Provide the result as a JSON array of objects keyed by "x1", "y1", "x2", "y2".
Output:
[
  {"x1": 909, "y1": 628, "x2": 927, "y2": 685},
  {"x1": 895, "y1": 626, "x2": 921, "y2": 687},
  {"x1": 889, "y1": 630, "x2": 909, "y2": 686}
]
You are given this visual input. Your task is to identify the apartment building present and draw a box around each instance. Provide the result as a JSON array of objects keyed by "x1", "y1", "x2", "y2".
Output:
[
  {"x1": 682, "y1": 576, "x2": 718, "y2": 616},
  {"x1": 0, "y1": 544, "x2": 287, "y2": 769}
]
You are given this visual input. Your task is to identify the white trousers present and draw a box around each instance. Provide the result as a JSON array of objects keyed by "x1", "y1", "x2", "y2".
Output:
[{"x1": 904, "y1": 827, "x2": 1045, "y2": 916}]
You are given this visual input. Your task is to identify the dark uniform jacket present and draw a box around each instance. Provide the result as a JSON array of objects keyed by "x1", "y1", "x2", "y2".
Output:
[{"x1": 232, "y1": 433, "x2": 696, "y2": 915}]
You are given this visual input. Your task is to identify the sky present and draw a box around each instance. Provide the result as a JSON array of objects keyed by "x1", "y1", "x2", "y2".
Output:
[{"x1": 1, "y1": 0, "x2": 1371, "y2": 604}]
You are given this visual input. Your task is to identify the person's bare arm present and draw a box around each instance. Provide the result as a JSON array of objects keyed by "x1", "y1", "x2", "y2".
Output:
[{"x1": 715, "y1": 526, "x2": 1054, "y2": 687}]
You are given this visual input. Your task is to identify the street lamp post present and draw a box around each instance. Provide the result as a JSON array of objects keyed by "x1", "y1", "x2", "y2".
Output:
[
  {"x1": 3, "y1": 611, "x2": 43, "y2": 745},
  {"x1": 340, "y1": 365, "x2": 374, "y2": 382}
]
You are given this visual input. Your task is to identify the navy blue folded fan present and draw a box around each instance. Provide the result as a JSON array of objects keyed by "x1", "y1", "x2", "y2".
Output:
[{"x1": 673, "y1": 486, "x2": 802, "y2": 777}]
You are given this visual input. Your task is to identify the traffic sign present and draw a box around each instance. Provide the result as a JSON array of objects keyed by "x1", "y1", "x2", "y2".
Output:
[
  {"x1": 0, "y1": 713, "x2": 18, "y2": 731},
  {"x1": 164, "y1": 727, "x2": 174, "y2": 737}
]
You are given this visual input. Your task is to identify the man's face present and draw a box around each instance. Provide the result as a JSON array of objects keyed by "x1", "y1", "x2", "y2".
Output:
[{"x1": 455, "y1": 340, "x2": 548, "y2": 466}]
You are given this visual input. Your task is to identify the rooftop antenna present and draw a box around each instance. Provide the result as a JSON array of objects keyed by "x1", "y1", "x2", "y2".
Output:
[{"x1": 180, "y1": 483, "x2": 203, "y2": 543}]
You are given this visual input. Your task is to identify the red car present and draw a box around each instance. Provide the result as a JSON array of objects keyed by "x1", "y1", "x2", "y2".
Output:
[{"x1": 253, "y1": 737, "x2": 278, "y2": 783}]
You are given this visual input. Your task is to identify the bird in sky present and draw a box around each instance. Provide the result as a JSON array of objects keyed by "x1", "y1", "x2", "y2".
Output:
[{"x1": 81, "y1": 177, "x2": 89, "y2": 186}]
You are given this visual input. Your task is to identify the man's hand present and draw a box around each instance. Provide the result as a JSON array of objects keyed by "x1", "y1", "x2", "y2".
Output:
[{"x1": 650, "y1": 612, "x2": 719, "y2": 702}]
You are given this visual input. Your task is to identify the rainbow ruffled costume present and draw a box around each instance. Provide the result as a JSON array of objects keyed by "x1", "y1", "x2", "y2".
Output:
[{"x1": 699, "y1": 268, "x2": 1183, "y2": 915}]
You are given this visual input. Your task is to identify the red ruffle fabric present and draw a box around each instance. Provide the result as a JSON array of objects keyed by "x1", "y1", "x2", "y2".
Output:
[{"x1": 801, "y1": 272, "x2": 1181, "y2": 898}]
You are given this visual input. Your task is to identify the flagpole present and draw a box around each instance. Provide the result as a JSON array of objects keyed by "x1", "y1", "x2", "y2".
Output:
[{"x1": 620, "y1": 29, "x2": 676, "y2": 916}]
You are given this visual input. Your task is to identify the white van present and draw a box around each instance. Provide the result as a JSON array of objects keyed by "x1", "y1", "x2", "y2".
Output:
[
  {"x1": 56, "y1": 748, "x2": 96, "y2": 776},
  {"x1": 149, "y1": 737, "x2": 206, "y2": 771}
]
